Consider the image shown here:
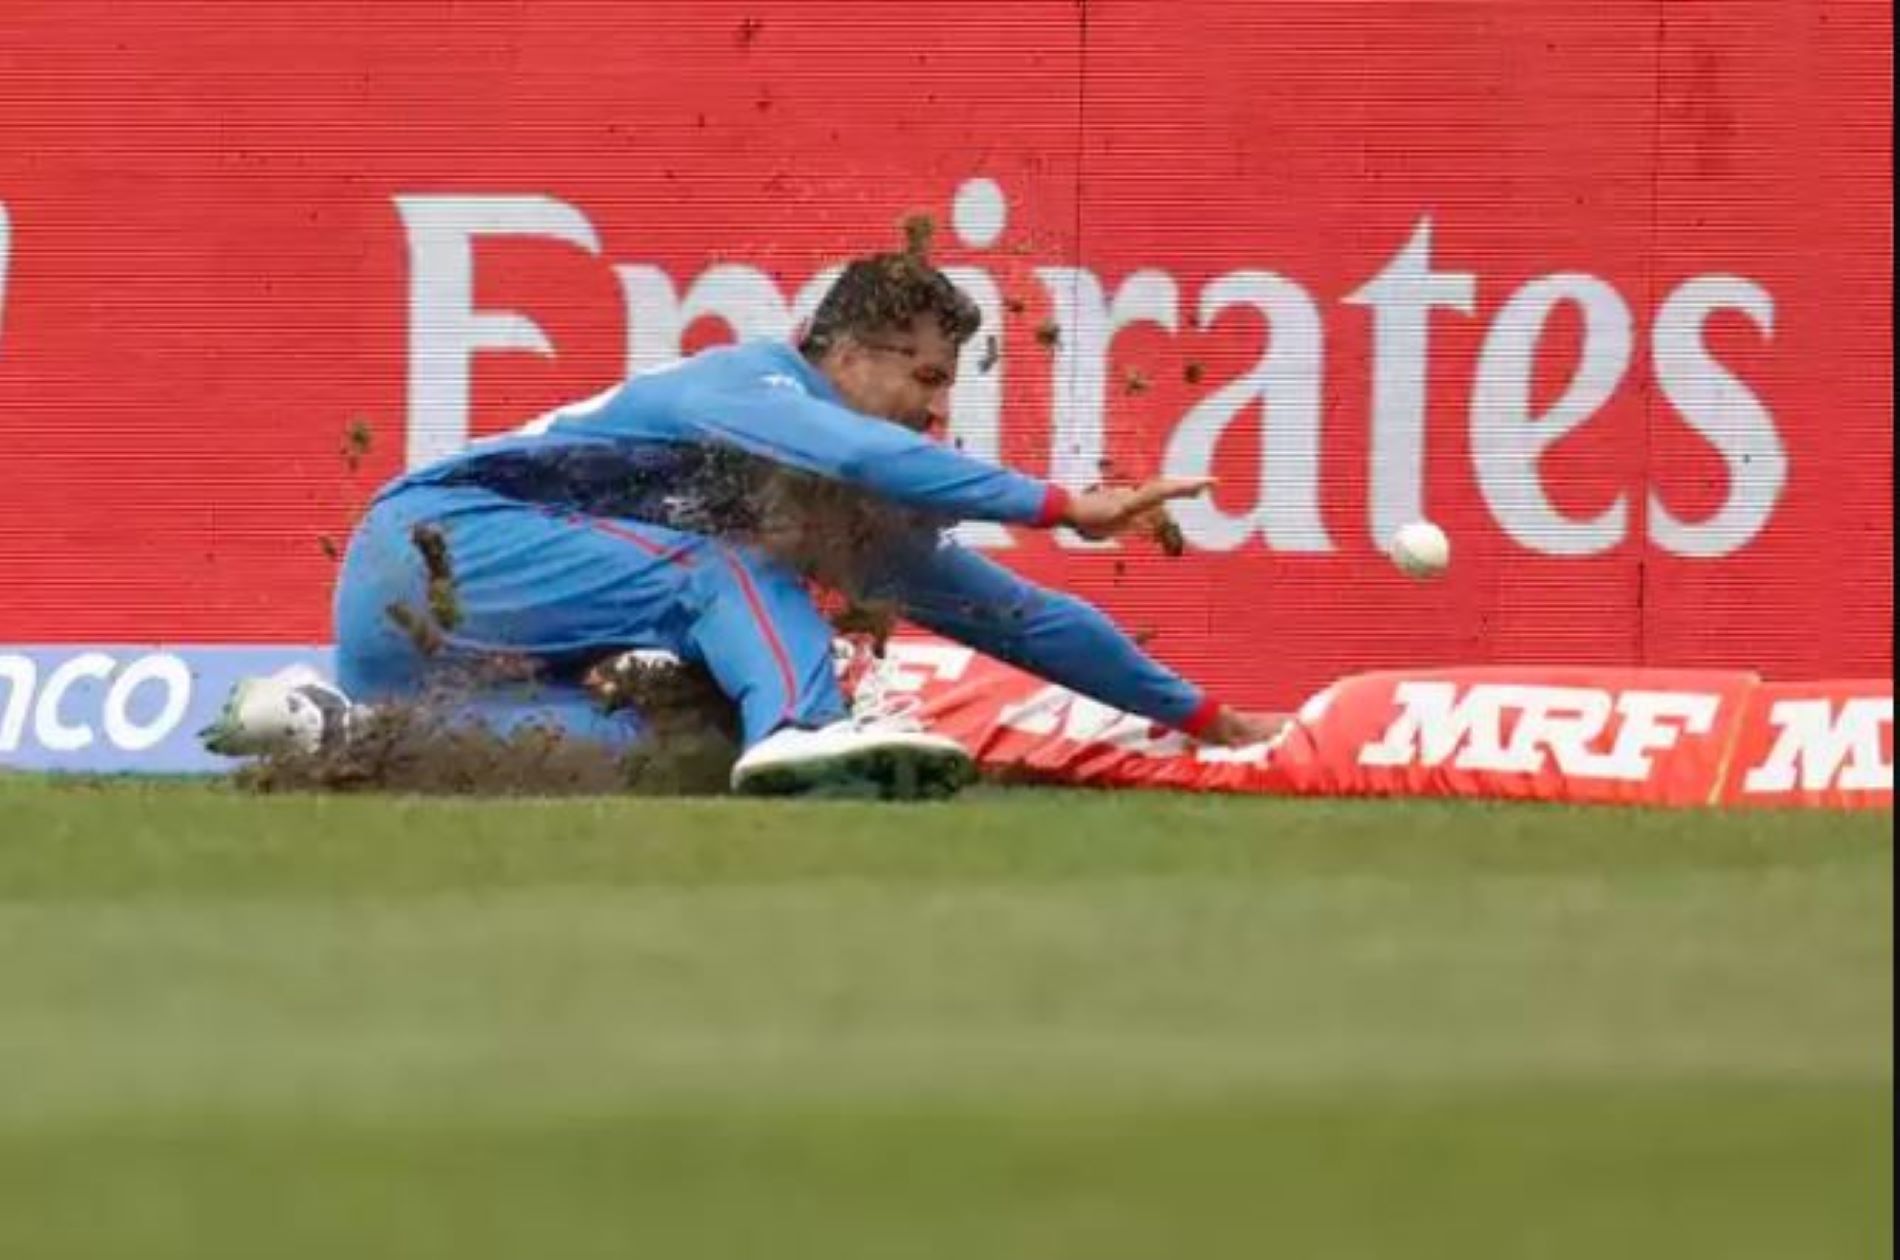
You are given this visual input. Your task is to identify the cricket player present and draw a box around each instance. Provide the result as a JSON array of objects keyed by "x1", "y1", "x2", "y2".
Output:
[{"x1": 205, "y1": 252, "x2": 1282, "y2": 797}]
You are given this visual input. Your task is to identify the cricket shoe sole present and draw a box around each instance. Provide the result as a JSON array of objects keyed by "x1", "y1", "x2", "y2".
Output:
[{"x1": 729, "y1": 723, "x2": 976, "y2": 801}]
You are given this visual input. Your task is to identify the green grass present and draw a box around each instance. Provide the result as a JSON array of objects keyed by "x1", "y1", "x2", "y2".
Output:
[{"x1": 0, "y1": 778, "x2": 1890, "y2": 1259}]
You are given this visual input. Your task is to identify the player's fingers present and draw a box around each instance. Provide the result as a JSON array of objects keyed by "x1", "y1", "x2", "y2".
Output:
[{"x1": 1124, "y1": 476, "x2": 1215, "y2": 515}]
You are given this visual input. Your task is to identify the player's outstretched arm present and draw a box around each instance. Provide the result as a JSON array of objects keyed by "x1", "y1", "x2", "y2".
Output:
[
  {"x1": 680, "y1": 380, "x2": 1069, "y2": 526},
  {"x1": 866, "y1": 536, "x2": 1281, "y2": 747}
]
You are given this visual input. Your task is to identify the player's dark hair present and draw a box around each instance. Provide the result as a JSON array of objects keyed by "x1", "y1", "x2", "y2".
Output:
[{"x1": 798, "y1": 252, "x2": 981, "y2": 361}]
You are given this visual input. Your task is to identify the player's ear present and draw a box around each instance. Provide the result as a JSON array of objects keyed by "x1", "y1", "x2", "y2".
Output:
[{"x1": 830, "y1": 334, "x2": 868, "y2": 370}]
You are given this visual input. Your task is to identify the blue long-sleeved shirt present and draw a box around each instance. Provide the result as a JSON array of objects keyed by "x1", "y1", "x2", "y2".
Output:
[
  {"x1": 384, "y1": 340, "x2": 1214, "y2": 732},
  {"x1": 862, "y1": 533, "x2": 1217, "y2": 735},
  {"x1": 390, "y1": 340, "x2": 1066, "y2": 528}
]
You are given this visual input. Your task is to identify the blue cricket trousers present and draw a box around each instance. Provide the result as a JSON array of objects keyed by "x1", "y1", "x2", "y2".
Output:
[{"x1": 332, "y1": 483, "x2": 847, "y2": 750}]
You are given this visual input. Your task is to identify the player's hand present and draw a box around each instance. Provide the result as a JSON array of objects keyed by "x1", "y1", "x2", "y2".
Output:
[
  {"x1": 1063, "y1": 477, "x2": 1215, "y2": 541},
  {"x1": 1198, "y1": 707, "x2": 1292, "y2": 748}
]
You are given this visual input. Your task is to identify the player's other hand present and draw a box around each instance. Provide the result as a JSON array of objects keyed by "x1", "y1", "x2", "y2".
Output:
[
  {"x1": 1063, "y1": 477, "x2": 1215, "y2": 541},
  {"x1": 1199, "y1": 707, "x2": 1292, "y2": 748}
]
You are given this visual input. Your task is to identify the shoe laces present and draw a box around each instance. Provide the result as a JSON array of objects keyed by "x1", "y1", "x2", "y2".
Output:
[{"x1": 847, "y1": 653, "x2": 925, "y2": 732}]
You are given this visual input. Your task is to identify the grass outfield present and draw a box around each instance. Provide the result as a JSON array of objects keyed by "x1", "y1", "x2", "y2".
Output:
[{"x1": 0, "y1": 777, "x2": 1889, "y2": 1259}]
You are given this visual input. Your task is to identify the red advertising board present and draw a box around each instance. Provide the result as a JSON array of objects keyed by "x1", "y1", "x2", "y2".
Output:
[
  {"x1": 1722, "y1": 680, "x2": 1896, "y2": 810},
  {"x1": 1, "y1": 2, "x2": 1891, "y2": 713},
  {"x1": 890, "y1": 640, "x2": 1892, "y2": 809}
]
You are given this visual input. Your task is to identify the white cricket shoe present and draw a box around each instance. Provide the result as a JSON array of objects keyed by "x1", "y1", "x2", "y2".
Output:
[
  {"x1": 199, "y1": 665, "x2": 356, "y2": 757},
  {"x1": 729, "y1": 661, "x2": 974, "y2": 800}
]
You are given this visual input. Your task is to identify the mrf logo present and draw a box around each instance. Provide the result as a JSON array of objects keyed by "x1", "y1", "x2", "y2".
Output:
[
  {"x1": 1358, "y1": 681, "x2": 1722, "y2": 781},
  {"x1": 1743, "y1": 697, "x2": 1894, "y2": 795}
]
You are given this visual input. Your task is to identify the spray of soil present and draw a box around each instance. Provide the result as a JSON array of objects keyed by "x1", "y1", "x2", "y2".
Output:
[
  {"x1": 243, "y1": 524, "x2": 741, "y2": 797},
  {"x1": 238, "y1": 653, "x2": 740, "y2": 798}
]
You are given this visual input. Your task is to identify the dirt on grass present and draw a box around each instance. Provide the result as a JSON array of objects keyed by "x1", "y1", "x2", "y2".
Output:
[{"x1": 238, "y1": 654, "x2": 741, "y2": 798}]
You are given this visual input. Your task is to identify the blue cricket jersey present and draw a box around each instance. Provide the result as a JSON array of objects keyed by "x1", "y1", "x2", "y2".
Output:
[
  {"x1": 381, "y1": 340, "x2": 1215, "y2": 733},
  {"x1": 388, "y1": 341, "x2": 1065, "y2": 528}
]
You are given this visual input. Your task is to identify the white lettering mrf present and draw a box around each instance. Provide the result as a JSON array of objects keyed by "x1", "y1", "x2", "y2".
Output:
[{"x1": 1359, "y1": 681, "x2": 1722, "y2": 781}]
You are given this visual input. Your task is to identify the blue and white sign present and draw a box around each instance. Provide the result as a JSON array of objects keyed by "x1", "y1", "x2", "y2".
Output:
[{"x1": 0, "y1": 645, "x2": 333, "y2": 774}]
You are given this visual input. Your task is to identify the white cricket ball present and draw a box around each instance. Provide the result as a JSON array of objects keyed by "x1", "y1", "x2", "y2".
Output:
[{"x1": 1390, "y1": 520, "x2": 1451, "y2": 579}]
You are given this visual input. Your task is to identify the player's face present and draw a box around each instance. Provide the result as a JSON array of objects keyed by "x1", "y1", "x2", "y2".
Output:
[{"x1": 832, "y1": 315, "x2": 960, "y2": 434}]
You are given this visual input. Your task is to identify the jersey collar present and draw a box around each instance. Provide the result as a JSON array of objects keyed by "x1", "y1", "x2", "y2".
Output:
[{"x1": 762, "y1": 340, "x2": 845, "y2": 406}]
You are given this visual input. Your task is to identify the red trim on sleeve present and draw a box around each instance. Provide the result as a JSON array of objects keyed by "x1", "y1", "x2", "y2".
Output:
[
  {"x1": 1178, "y1": 695, "x2": 1223, "y2": 737},
  {"x1": 1034, "y1": 484, "x2": 1072, "y2": 528}
]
